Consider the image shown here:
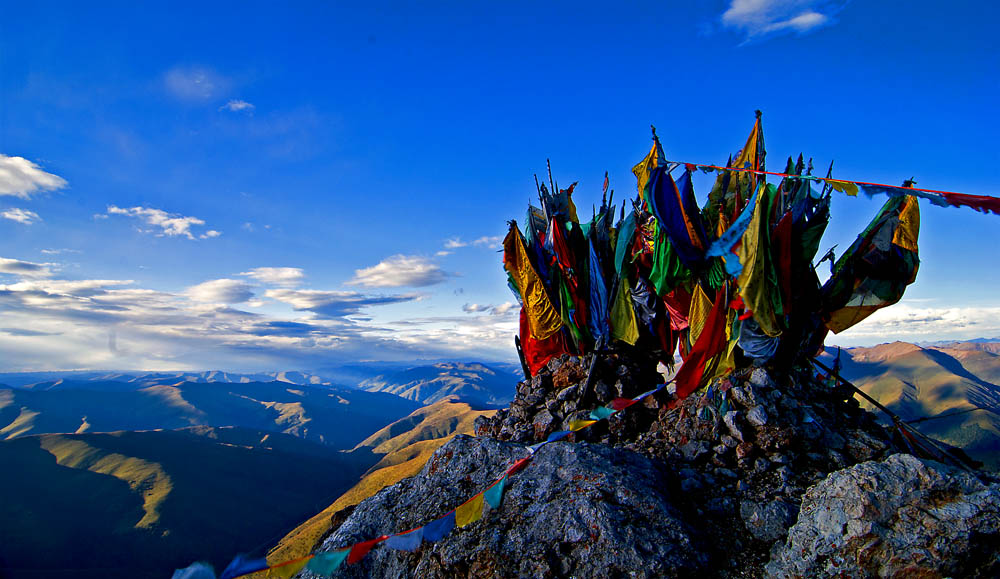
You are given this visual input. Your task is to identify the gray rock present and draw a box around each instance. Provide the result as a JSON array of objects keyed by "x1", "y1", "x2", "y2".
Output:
[
  {"x1": 308, "y1": 435, "x2": 707, "y2": 578},
  {"x1": 723, "y1": 411, "x2": 744, "y2": 442},
  {"x1": 746, "y1": 406, "x2": 768, "y2": 427},
  {"x1": 740, "y1": 499, "x2": 798, "y2": 543},
  {"x1": 556, "y1": 384, "x2": 578, "y2": 401},
  {"x1": 767, "y1": 454, "x2": 1000, "y2": 578},
  {"x1": 681, "y1": 440, "x2": 712, "y2": 462},
  {"x1": 730, "y1": 385, "x2": 758, "y2": 409},
  {"x1": 748, "y1": 367, "x2": 777, "y2": 390}
]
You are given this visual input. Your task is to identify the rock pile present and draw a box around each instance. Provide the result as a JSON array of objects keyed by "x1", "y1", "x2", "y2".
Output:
[{"x1": 307, "y1": 352, "x2": 1000, "y2": 578}]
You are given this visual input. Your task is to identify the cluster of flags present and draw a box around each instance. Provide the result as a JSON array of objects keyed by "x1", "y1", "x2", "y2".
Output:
[
  {"x1": 504, "y1": 113, "x2": 998, "y2": 408},
  {"x1": 172, "y1": 382, "x2": 670, "y2": 579}
]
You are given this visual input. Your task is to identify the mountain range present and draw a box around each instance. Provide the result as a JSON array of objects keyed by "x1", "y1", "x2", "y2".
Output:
[
  {"x1": 823, "y1": 339, "x2": 1000, "y2": 469},
  {"x1": 358, "y1": 362, "x2": 519, "y2": 406},
  {"x1": 0, "y1": 426, "x2": 370, "y2": 578}
]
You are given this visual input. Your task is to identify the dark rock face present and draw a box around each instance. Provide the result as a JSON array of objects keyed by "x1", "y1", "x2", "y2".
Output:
[
  {"x1": 306, "y1": 435, "x2": 706, "y2": 578},
  {"x1": 307, "y1": 353, "x2": 1000, "y2": 578},
  {"x1": 767, "y1": 453, "x2": 1000, "y2": 578}
]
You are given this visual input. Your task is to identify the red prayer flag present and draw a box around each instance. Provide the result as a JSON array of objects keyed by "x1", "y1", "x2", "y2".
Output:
[
  {"x1": 506, "y1": 456, "x2": 532, "y2": 476},
  {"x1": 673, "y1": 288, "x2": 728, "y2": 400},
  {"x1": 347, "y1": 535, "x2": 388, "y2": 565},
  {"x1": 609, "y1": 398, "x2": 638, "y2": 411}
]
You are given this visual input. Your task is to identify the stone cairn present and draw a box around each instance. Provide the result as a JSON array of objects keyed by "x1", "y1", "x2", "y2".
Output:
[{"x1": 475, "y1": 351, "x2": 895, "y2": 574}]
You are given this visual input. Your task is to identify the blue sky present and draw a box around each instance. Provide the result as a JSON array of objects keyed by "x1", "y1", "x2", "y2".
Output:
[{"x1": 1, "y1": 1, "x2": 998, "y2": 371}]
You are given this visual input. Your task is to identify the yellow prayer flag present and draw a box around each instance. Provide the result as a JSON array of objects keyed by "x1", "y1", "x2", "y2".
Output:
[
  {"x1": 826, "y1": 179, "x2": 859, "y2": 196},
  {"x1": 688, "y1": 284, "x2": 713, "y2": 344},
  {"x1": 265, "y1": 556, "x2": 312, "y2": 579},
  {"x1": 568, "y1": 419, "x2": 597, "y2": 431},
  {"x1": 737, "y1": 185, "x2": 782, "y2": 337},
  {"x1": 456, "y1": 492, "x2": 485, "y2": 527},
  {"x1": 892, "y1": 195, "x2": 920, "y2": 252},
  {"x1": 503, "y1": 227, "x2": 563, "y2": 340},
  {"x1": 610, "y1": 278, "x2": 639, "y2": 345},
  {"x1": 632, "y1": 137, "x2": 665, "y2": 195}
]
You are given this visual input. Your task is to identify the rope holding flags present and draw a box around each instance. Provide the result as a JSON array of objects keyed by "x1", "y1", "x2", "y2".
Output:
[{"x1": 173, "y1": 380, "x2": 672, "y2": 579}]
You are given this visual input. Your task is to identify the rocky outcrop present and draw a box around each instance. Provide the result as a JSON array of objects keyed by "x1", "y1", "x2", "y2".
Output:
[
  {"x1": 306, "y1": 434, "x2": 706, "y2": 578},
  {"x1": 767, "y1": 453, "x2": 1000, "y2": 578},
  {"x1": 305, "y1": 353, "x2": 1000, "y2": 578}
]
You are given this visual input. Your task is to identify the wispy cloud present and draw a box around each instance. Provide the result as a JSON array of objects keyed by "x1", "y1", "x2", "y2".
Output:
[
  {"x1": 348, "y1": 255, "x2": 451, "y2": 288},
  {"x1": 163, "y1": 66, "x2": 229, "y2": 101},
  {"x1": 835, "y1": 304, "x2": 1000, "y2": 346},
  {"x1": 2, "y1": 208, "x2": 41, "y2": 224},
  {"x1": 105, "y1": 205, "x2": 220, "y2": 240},
  {"x1": 185, "y1": 279, "x2": 256, "y2": 304},
  {"x1": 40, "y1": 248, "x2": 82, "y2": 255},
  {"x1": 0, "y1": 155, "x2": 68, "y2": 199},
  {"x1": 265, "y1": 288, "x2": 422, "y2": 318},
  {"x1": 220, "y1": 99, "x2": 255, "y2": 113},
  {"x1": 444, "y1": 238, "x2": 468, "y2": 249},
  {"x1": 721, "y1": 0, "x2": 840, "y2": 42},
  {"x1": 442, "y1": 235, "x2": 502, "y2": 251},
  {"x1": 462, "y1": 302, "x2": 516, "y2": 316},
  {"x1": 0, "y1": 257, "x2": 54, "y2": 277},
  {"x1": 239, "y1": 267, "x2": 304, "y2": 287},
  {"x1": 472, "y1": 235, "x2": 502, "y2": 248}
]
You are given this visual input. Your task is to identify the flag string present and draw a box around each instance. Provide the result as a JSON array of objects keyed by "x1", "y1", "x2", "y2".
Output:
[
  {"x1": 193, "y1": 380, "x2": 673, "y2": 579},
  {"x1": 668, "y1": 158, "x2": 1000, "y2": 215}
]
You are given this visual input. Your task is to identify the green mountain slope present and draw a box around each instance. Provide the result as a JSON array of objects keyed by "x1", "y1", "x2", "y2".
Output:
[
  {"x1": 358, "y1": 362, "x2": 518, "y2": 406},
  {"x1": 826, "y1": 341, "x2": 1000, "y2": 469},
  {"x1": 0, "y1": 427, "x2": 371, "y2": 579},
  {"x1": 0, "y1": 381, "x2": 420, "y2": 450}
]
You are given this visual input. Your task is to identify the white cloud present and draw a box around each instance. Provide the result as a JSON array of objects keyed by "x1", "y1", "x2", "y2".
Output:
[
  {"x1": 462, "y1": 302, "x2": 517, "y2": 316},
  {"x1": 0, "y1": 257, "x2": 54, "y2": 278},
  {"x1": 348, "y1": 255, "x2": 451, "y2": 288},
  {"x1": 265, "y1": 288, "x2": 422, "y2": 318},
  {"x1": 472, "y1": 235, "x2": 502, "y2": 248},
  {"x1": 444, "y1": 238, "x2": 468, "y2": 249},
  {"x1": 40, "y1": 248, "x2": 82, "y2": 255},
  {"x1": 834, "y1": 304, "x2": 1000, "y2": 346},
  {"x1": 220, "y1": 99, "x2": 255, "y2": 113},
  {"x1": 435, "y1": 250, "x2": 452, "y2": 257},
  {"x1": 2, "y1": 208, "x2": 41, "y2": 224},
  {"x1": 0, "y1": 155, "x2": 68, "y2": 199},
  {"x1": 106, "y1": 205, "x2": 219, "y2": 240},
  {"x1": 164, "y1": 66, "x2": 229, "y2": 101},
  {"x1": 185, "y1": 279, "x2": 255, "y2": 304},
  {"x1": 240, "y1": 267, "x2": 305, "y2": 287},
  {"x1": 721, "y1": 0, "x2": 837, "y2": 41}
]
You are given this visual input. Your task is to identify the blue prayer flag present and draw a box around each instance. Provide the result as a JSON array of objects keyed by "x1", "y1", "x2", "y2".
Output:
[
  {"x1": 589, "y1": 406, "x2": 616, "y2": 420},
  {"x1": 423, "y1": 511, "x2": 456, "y2": 542},
  {"x1": 546, "y1": 430, "x2": 570, "y2": 442},
  {"x1": 385, "y1": 527, "x2": 424, "y2": 552},
  {"x1": 220, "y1": 554, "x2": 268, "y2": 579}
]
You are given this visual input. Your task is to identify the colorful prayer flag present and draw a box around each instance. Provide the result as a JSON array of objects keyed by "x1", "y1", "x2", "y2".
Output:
[
  {"x1": 422, "y1": 511, "x2": 456, "y2": 542},
  {"x1": 456, "y1": 493, "x2": 485, "y2": 527},
  {"x1": 484, "y1": 476, "x2": 507, "y2": 509},
  {"x1": 306, "y1": 549, "x2": 350, "y2": 575},
  {"x1": 384, "y1": 528, "x2": 424, "y2": 552}
]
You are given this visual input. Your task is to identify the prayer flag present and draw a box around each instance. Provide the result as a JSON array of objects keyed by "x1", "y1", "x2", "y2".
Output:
[
  {"x1": 347, "y1": 536, "x2": 387, "y2": 565},
  {"x1": 546, "y1": 430, "x2": 571, "y2": 442},
  {"x1": 422, "y1": 511, "x2": 456, "y2": 542},
  {"x1": 632, "y1": 134, "x2": 666, "y2": 196},
  {"x1": 609, "y1": 398, "x2": 638, "y2": 411},
  {"x1": 385, "y1": 528, "x2": 424, "y2": 552},
  {"x1": 265, "y1": 556, "x2": 313, "y2": 579},
  {"x1": 503, "y1": 224, "x2": 563, "y2": 340},
  {"x1": 221, "y1": 555, "x2": 268, "y2": 579},
  {"x1": 610, "y1": 276, "x2": 639, "y2": 345},
  {"x1": 484, "y1": 476, "x2": 507, "y2": 509},
  {"x1": 456, "y1": 493, "x2": 485, "y2": 527},
  {"x1": 589, "y1": 406, "x2": 616, "y2": 420},
  {"x1": 306, "y1": 549, "x2": 350, "y2": 575},
  {"x1": 568, "y1": 419, "x2": 597, "y2": 431},
  {"x1": 673, "y1": 288, "x2": 729, "y2": 400}
]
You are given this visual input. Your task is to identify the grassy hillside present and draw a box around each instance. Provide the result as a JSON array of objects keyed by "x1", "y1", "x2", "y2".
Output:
[
  {"x1": 260, "y1": 399, "x2": 495, "y2": 568},
  {"x1": 358, "y1": 362, "x2": 518, "y2": 406},
  {"x1": 827, "y1": 341, "x2": 1000, "y2": 470},
  {"x1": 0, "y1": 380, "x2": 420, "y2": 450},
  {"x1": 0, "y1": 427, "x2": 372, "y2": 579}
]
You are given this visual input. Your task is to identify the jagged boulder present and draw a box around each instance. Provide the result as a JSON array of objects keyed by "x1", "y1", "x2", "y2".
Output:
[
  {"x1": 306, "y1": 434, "x2": 707, "y2": 578},
  {"x1": 767, "y1": 453, "x2": 1000, "y2": 578}
]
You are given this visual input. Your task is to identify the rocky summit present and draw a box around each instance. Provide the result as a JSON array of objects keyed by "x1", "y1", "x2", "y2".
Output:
[{"x1": 306, "y1": 352, "x2": 1000, "y2": 578}]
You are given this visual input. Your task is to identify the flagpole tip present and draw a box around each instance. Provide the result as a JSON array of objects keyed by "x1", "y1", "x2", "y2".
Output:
[{"x1": 755, "y1": 109, "x2": 762, "y2": 119}]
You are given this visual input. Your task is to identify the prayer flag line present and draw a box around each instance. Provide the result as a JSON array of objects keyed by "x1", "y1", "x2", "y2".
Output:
[
  {"x1": 178, "y1": 380, "x2": 671, "y2": 579},
  {"x1": 670, "y1": 158, "x2": 1000, "y2": 215}
]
